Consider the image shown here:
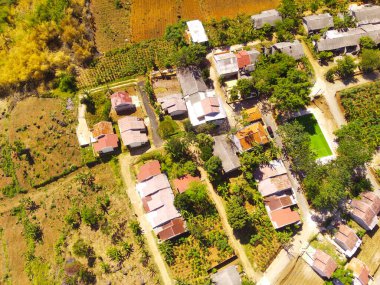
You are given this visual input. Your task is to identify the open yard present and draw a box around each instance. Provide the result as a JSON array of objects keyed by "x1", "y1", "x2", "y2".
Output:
[
  {"x1": 292, "y1": 114, "x2": 332, "y2": 158},
  {"x1": 277, "y1": 258, "x2": 323, "y2": 285},
  {"x1": 0, "y1": 97, "x2": 82, "y2": 193},
  {"x1": 0, "y1": 163, "x2": 160, "y2": 284}
]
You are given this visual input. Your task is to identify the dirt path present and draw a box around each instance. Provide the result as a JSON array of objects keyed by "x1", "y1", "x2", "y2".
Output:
[
  {"x1": 118, "y1": 154, "x2": 173, "y2": 285},
  {"x1": 199, "y1": 168, "x2": 262, "y2": 282}
]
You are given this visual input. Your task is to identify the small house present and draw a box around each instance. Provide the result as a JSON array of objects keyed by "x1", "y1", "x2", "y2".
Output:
[
  {"x1": 186, "y1": 20, "x2": 208, "y2": 43},
  {"x1": 236, "y1": 49, "x2": 260, "y2": 72},
  {"x1": 253, "y1": 160, "x2": 287, "y2": 181},
  {"x1": 118, "y1": 116, "x2": 146, "y2": 133},
  {"x1": 346, "y1": 258, "x2": 371, "y2": 285},
  {"x1": 110, "y1": 91, "x2": 135, "y2": 114},
  {"x1": 310, "y1": 249, "x2": 337, "y2": 278},
  {"x1": 213, "y1": 135, "x2": 241, "y2": 174},
  {"x1": 118, "y1": 116, "x2": 148, "y2": 148},
  {"x1": 302, "y1": 13, "x2": 334, "y2": 34},
  {"x1": 264, "y1": 194, "x2": 297, "y2": 212},
  {"x1": 258, "y1": 173, "x2": 292, "y2": 197},
  {"x1": 92, "y1": 121, "x2": 114, "y2": 140},
  {"x1": 271, "y1": 40, "x2": 305, "y2": 60},
  {"x1": 137, "y1": 160, "x2": 161, "y2": 182},
  {"x1": 92, "y1": 134, "x2": 118, "y2": 154},
  {"x1": 350, "y1": 5, "x2": 380, "y2": 26},
  {"x1": 173, "y1": 174, "x2": 201, "y2": 193},
  {"x1": 177, "y1": 67, "x2": 208, "y2": 98},
  {"x1": 333, "y1": 224, "x2": 362, "y2": 257},
  {"x1": 120, "y1": 131, "x2": 148, "y2": 148},
  {"x1": 211, "y1": 265, "x2": 241, "y2": 285},
  {"x1": 185, "y1": 90, "x2": 227, "y2": 126},
  {"x1": 233, "y1": 122, "x2": 270, "y2": 152},
  {"x1": 157, "y1": 94, "x2": 187, "y2": 117},
  {"x1": 213, "y1": 52, "x2": 239, "y2": 78},
  {"x1": 251, "y1": 9, "x2": 282, "y2": 29},
  {"x1": 350, "y1": 192, "x2": 380, "y2": 230},
  {"x1": 268, "y1": 207, "x2": 301, "y2": 229},
  {"x1": 156, "y1": 217, "x2": 187, "y2": 241}
]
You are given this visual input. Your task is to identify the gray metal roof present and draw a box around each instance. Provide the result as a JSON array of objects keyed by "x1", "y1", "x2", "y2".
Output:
[
  {"x1": 302, "y1": 13, "x2": 334, "y2": 32},
  {"x1": 272, "y1": 40, "x2": 305, "y2": 60},
  {"x1": 351, "y1": 5, "x2": 380, "y2": 25},
  {"x1": 251, "y1": 9, "x2": 282, "y2": 29},
  {"x1": 316, "y1": 25, "x2": 380, "y2": 51},
  {"x1": 213, "y1": 135, "x2": 241, "y2": 174},
  {"x1": 211, "y1": 266, "x2": 241, "y2": 285},
  {"x1": 177, "y1": 67, "x2": 208, "y2": 97}
]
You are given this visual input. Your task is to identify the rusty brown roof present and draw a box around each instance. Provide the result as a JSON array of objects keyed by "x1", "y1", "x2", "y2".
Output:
[
  {"x1": 157, "y1": 217, "x2": 186, "y2": 241},
  {"x1": 334, "y1": 224, "x2": 359, "y2": 251},
  {"x1": 92, "y1": 121, "x2": 114, "y2": 139},
  {"x1": 313, "y1": 250, "x2": 337, "y2": 278},
  {"x1": 137, "y1": 160, "x2": 161, "y2": 182}
]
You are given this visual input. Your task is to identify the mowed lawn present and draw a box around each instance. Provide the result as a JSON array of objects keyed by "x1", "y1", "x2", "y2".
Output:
[{"x1": 293, "y1": 114, "x2": 332, "y2": 158}]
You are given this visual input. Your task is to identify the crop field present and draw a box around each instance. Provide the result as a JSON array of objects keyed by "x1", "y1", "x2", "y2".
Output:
[
  {"x1": 90, "y1": 0, "x2": 132, "y2": 52},
  {"x1": 130, "y1": 0, "x2": 279, "y2": 41},
  {"x1": 0, "y1": 97, "x2": 81, "y2": 193},
  {"x1": 292, "y1": 114, "x2": 332, "y2": 159},
  {"x1": 357, "y1": 221, "x2": 380, "y2": 275},
  {"x1": 278, "y1": 259, "x2": 323, "y2": 285},
  {"x1": 0, "y1": 163, "x2": 160, "y2": 284}
]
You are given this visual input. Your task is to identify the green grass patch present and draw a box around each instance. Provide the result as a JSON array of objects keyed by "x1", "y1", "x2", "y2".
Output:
[{"x1": 292, "y1": 114, "x2": 332, "y2": 158}]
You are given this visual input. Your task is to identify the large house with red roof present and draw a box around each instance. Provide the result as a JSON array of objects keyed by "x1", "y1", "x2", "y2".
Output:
[
  {"x1": 135, "y1": 161, "x2": 187, "y2": 241},
  {"x1": 110, "y1": 91, "x2": 135, "y2": 114}
]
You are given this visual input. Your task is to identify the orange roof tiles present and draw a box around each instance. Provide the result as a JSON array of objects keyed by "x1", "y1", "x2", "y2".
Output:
[
  {"x1": 313, "y1": 250, "x2": 337, "y2": 278},
  {"x1": 173, "y1": 175, "x2": 201, "y2": 193},
  {"x1": 265, "y1": 195, "x2": 294, "y2": 211},
  {"x1": 137, "y1": 160, "x2": 161, "y2": 182},
  {"x1": 92, "y1": 121, "x2": 114, "y2": 139},
  {"x1": 243, "y1": 106, "x2": 262, "y2": 123},
  {"x1": 110, "y1": 91, "x2": 132, "y2": 108},
  {"x1": 157, "y1": 218, "x2": 187, "y2": 241},
  {"x1": 236, "y1": 122, "x2": 269, "y2": 151},
  {"x1": 269, "y1": 207, "x2": 300, "y2": 229},
  {"x1": 236, "y1": 50, "x2": 251, "y2": 69}
]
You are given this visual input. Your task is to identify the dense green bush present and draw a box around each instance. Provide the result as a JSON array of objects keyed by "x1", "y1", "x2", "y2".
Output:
[{"x1": 158, "y1": 116, "x2": 180, "y2": 139}]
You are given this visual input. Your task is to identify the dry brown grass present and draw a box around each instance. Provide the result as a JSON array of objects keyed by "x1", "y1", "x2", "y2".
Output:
[
  {"x1": 130, "y1": 0, "x2": 279, "y2": 42},
  {"x1": 0, "y1": 163, "x2": 160, "y2": 284},
  {"x1": 278, "y1": 259, "x2": 323, "y2": 285},
  {"x1": 6, "y1": 97, "x2": 81, "y2": 189},
  {"x1": 357, "y1": 222, "x2": 380, "y2": 275},
  {"x1": 90, "y1": 0, "x2": 132, "y2": 52}
]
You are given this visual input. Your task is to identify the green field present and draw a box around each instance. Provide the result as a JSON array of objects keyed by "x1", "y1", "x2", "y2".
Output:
[{"x1": 293, "y1": 114, "x2": 332, "y2": 158}]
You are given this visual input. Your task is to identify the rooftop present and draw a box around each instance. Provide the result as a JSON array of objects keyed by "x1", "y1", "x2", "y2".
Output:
[
  {"x1": 258, "y1": 173, "x2": 292, "y2": 197},
  {"x1": 186, "y1": 20, "x2": 208, "y2": 43},
  {"x1": 142, "y1": 187, "x2": 174, "y2": 213},
  {"x1": 157, "y1": 217, "x2": 187, "y2": 241},
  {"x1": 347, "y1": 258, "x2": 370, "y2": 285},
  {"x1": 269, "y1": 207, "x2": 300, "y2": 229},
  {"x1": 120, "y1": 130, "x2": 148, "y2": 147},
  {"x1": 173, "y1": 174, "x2": 201, "y2": 193},
  {"x1": 146, "y1": 203, "x2": 181, "y2": 229},
  {"x1": 264, "y1": 194, "x2": 296, "y2": 211},
  {"x1": 361, "y1": 191, "x2": 380, "y2": 214},
  {"x1": 302, "y1": 13, "x2": 334, "y2": 32},
  {"x1": 351, "y1": 199, "x2": 378, "y2": 230},
  {"x1": 251, "y1": 9, "x2": 282, "y2": 29},
  {"x1": 242, "y1": 106, "x2": 262, "y2": 123},
  {"x1": 350, "y1": 4, "x2": 380, "y2": 25},
  {"x1": 92, "y1": 121, "x2": 114, "y2": 139},
  {"x1": 312, "y1": 249, "x2": 337, "y2": 278},
  {"x1": 213, "y1": 135, "x2": 241, "y2": 174},
  {"x1": 118, "y1": 116, "x2": 146, "y2": 133},
  {"x1": 234, "y1": 122, "x2": 269, "y2": 151},
  {"x1": 93, "y1": 134, "x2": 118, "y2": 153},
  {"x1": 272, "y1": 40, "x2": 305, "y2": 60},
  {"x1": 236, "y1": 49, "x2": 260, "y2": 69},
  {"x1": 177, "y1": 67, "x2": 208, "y2": 97},
  {"x1": 334, "y1": 224, "x2": 361, "y2": 256},
  {"x1": 157, "y1": 94, "x2": 187, "y2": 115},
  {"x1": 253, "y1": 160, "x2": 287, "y2": 181},
  {"x1": 137, "y1": 160, "x2": 161, "y2": 182},
  {"x1": 211, "y1": 265, "x2": 241, "y2": 285},
  {"x1": 136, "y1": 173, "x2": 171, "y2": 197},
  {"x1": 213, "y1": 52, "x2": 239, "y2": 76},
  {"x1": 110, "y1": 91, "x2": 133, "y2": 108}
]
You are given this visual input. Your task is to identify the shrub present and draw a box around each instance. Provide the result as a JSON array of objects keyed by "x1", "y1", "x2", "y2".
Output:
[
  {"x1": 158, "y1": 116, "x2": 180, "y2": 139},
  {"x1": 204, "y1": 156, "x2": 223, "y2": 183},
  {"x1": 226, "y1": 196, "x2": 250, "y2": 230},
  {"x1": 107, "y1": 247, "x2": 124, "y2": 262},
  {"x1": 72, "y1": 239, "x2": 93, "y2": 258},
  {"x1": 65, "y1": 207, "x2": 81, "y2": 229},
  {"x1": 325, "y1": 68, "x2": 335, "y2": 82},
  {"x1": 129, "y1": 220, "x2": 142, "y2": 236},
  {"x1": 158, "y1": 241, "x2": 175, "y2": 265},
  {"x1": 335, "y1": 56, "x2": 356, "y2": 79},
  {"x1": 80, "y1": 206, "x2": 100, "y2": 228},
  {"x1": 58, "y1": 73, "x2": 77, "y2": 93}
]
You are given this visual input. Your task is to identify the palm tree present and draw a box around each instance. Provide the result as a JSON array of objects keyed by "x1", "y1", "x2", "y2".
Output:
[{"x1": 122, "y1": 242, "x2": 133, "y2": 258}]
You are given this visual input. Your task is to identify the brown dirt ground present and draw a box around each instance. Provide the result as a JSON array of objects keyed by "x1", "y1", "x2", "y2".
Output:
[
  {"x1": 357, "y1": 221, "x2": 380, "y2": 275},
  {"x1": 0, "y1": 163, "x2": 160, "y2": 284},
  {"x1": 277, "y1": 258, "x2": 323, "y2": 285},
  {"x1": 152, "y1": 77, "x2": 182, "y2": 98}
]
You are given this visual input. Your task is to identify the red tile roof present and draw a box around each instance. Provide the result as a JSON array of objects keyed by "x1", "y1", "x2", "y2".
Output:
[
  {"x1": 351, "y1": 199, "x2": 377, "y2": 229},
  {"x1": 313, "y1": 250, "x2": 337, "y2": 278},
  {"x1": 201, "y1": 97, "x2": 220, "y2": 117},
  {"x1": 93, "y1": 134, "x2": 118, "y2": 153},
  {"x1": 236, "y1": 50, "x2": 251, "y2": 69},
  {"x1": 269, "y1": 207, "x2": 300, "y2": 229},
  {"x1": 258, "y1": 173, "x2": 292, "y2": 197},
  {"x1": 236, "y1": 122, "x2": 270, "y2": 151},
  {"x1": 173, "y1": 175, "x2": 201, "y2": 193},
  {"x1": 137, "y1": 160, "x2": 161, "y2": 182},
  {"x1": 110, "y1": 91, "x2": 133, "y2": 108},
  {"x1": 157, "y1": 218, "x2": 186, "y2": 241},
  {"x1": 334, "y1": 224, "x2": 360, "y2": 251}
]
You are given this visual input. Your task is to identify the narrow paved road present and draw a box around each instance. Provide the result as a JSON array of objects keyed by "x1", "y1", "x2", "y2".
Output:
[
  {"x1": 137, "y1": 82, "x2": 163, "y2": 147},
  {"x1": 199, "y1": 168, "x2": 262, "y2": 282},
  {"x1": 119, "y1": 154, "x2": 172, "y2": 285}
]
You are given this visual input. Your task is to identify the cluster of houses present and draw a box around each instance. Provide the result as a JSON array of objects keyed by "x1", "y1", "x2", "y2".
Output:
[
  {"x1": 90, "y1": 91, "x2": 149, "y2": 155},
  {"x1": 302, "y1": 191, "x2": 380, "y2": 283},
  {"x1": 253, "y1": 160, "x2": 301, "y2": 229},
  {"x1": 135, "y1": 160, "x2": 188, "y2": 241}
]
